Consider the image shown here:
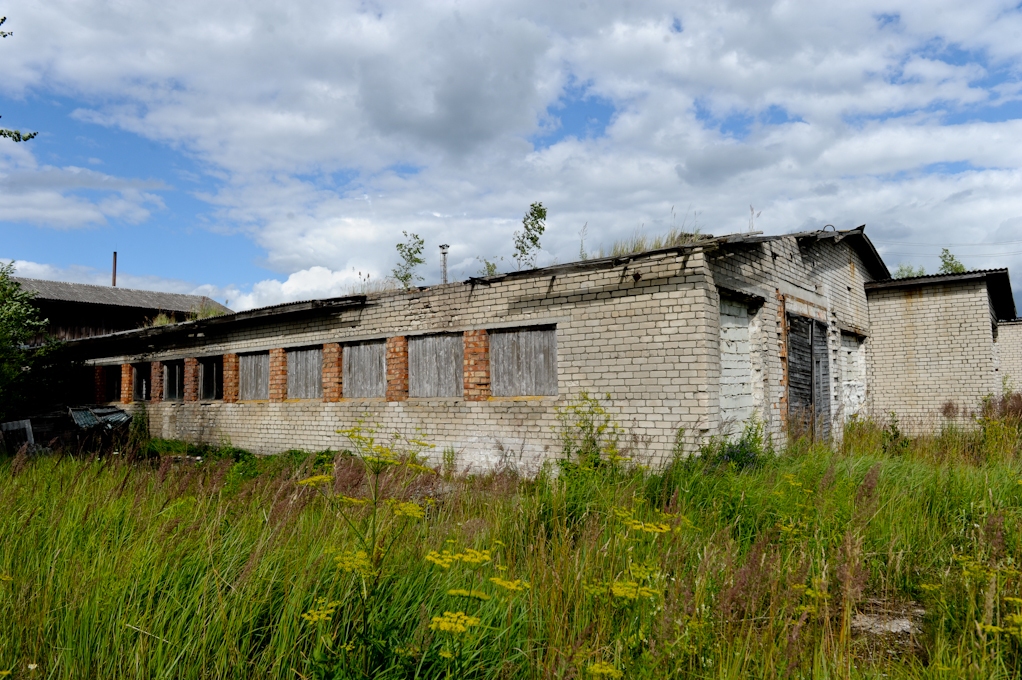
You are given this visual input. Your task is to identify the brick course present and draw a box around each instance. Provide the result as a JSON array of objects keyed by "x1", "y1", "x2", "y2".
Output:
[
  {"x1": 120, "y1": 364, "x2": 132, "y2": 404},
  {"x1": 184, "y1": 357, "x2": 199, "y2": 402},
  {"x1": 269, "y1": 348, "x2": 287, "y2": 402},
  {"x1": 150, "y1": 361, "x2": 164, "y2": 404},
  {"x1": 223, "y1": 353, "x2": 239, "y2": 403},
  {"x1": 463, "y1": 329, "x2": 490, "y2": 401},
  {"x1": 386, "y1": 336, "x2": 409, "y2": 401},
  {"x1": 322, "y1": 343, "x2": 343, "y2": 402}
]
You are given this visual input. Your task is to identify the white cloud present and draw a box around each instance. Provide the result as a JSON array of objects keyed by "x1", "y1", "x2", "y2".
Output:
[{"x1": 3, "y1": 0, "x2": 1022, "y2": 295}]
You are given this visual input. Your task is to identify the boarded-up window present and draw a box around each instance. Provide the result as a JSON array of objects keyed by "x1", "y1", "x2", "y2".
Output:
[
  {"x1": 132, "y1": 363, "x2": 151, "y2": 402},
  {"x1": 199, "y1": 356, "x2": 224, "y2": 401},
  {"x1": 787, "y1": 314, "x2": 831, "y2": 439},
  {"x1": 719, "y1": 299, "x2": 754, "y2": 433},
  {"x1": 409, "y1": 334, "x2": 463, "y2": 397},
  {"x1": 839, "y1": 333, "x2": 866, "y2": 419},
  {"x1": 490, "y1": 326, "x2": 558, "y2": 397},
  {"x1": 288, "y1": 347, "x2": 323, "y2": 399},
  {"x1": 239, "y1": 352, "x2": 270, "y2": 400},
  {"x1": 164, "y1": 360, "x2": 184, "y2": 401},
  {"x1": 343, "y1": 341, "x2": 386, "y2": 398}
]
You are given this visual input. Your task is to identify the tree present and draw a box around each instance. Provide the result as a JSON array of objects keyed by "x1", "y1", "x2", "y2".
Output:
[
  {"x1": 513, "y1": 202, "x2": 546, "y2": 270},
  {"x1": 0, "y1": 17, "x2": 37, "y2": 144},
  {"x1": 392, "y1": 231, "x2": 425, "y2": 290},
  {"x1": 938, "y1": 248, "x2": 966, "y2": 275},
  {"x1": 893, "y1": 263, "x2": 926, "y2": 279},
  {"x1": 0, "y1": 262, "x2": 47, "y2": 420}
]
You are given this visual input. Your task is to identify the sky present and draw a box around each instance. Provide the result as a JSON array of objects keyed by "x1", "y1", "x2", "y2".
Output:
[{"x1": 3, "y1": 0, "x2": 1022, "y2": 310}]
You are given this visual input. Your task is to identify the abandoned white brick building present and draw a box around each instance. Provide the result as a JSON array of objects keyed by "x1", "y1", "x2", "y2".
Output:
[{"x1": 63, "y1": 226, "x2": 1019, "y2": 463}]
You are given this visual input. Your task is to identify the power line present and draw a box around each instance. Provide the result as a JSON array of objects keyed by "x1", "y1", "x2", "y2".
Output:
[{"x1": 873, "y1": 239, "x2": 1022, "y2": 247}]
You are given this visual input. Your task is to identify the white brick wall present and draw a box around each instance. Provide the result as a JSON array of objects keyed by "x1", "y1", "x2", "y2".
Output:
[{"x1": 866, "y1": 280, "x2": 997, "y2": 429}]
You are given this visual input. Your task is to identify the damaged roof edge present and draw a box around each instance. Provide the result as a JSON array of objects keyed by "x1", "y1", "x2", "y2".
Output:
[
  {"x1": 60, "y1": 294, "x2": 369, "y2": 350},
  {"x1": 865, "y1": 269, "x2": 1016, "y2": 320},
  {"x1": 464, "y1": 234, "x2": 726, "y2": 286},
  {"x1": 792, "y1": 225, "x2": 891, "y2": 281}
]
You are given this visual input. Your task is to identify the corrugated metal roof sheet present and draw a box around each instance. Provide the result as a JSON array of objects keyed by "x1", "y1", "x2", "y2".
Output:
[
  {"x1": 68, "y1": 406, "x2": 132, "y2": 429},
  {"x1": 13, "y1": 277, "x2": 233, "y2": 314}
]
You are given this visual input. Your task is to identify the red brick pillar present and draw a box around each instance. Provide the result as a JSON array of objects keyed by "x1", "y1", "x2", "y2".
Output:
[
  {"x1": 94, "y1": 366, "x2": 107, "y2": 403},
  {"x1": 120, "y1": 364, "x2": 133, "y2": 404},
  {"x1": 183, "y1": 357, "x2": 199, "y2": 402},
  {"x1": 150, "y1": 362, "x2": 164, "y2": 404},
  {"x1": 323, "y1": 342, "x2": 343, "y2": 402},
  {"x1": 269, "y1": 348, "x2": 287, "y2": 402},
  {"x1": 223, "y1": 354, "x2": 239, "y2": 403},
  {"x1": 386, "y1": 336, "x2": 408, "y2": 402},
  {"x1": 463, "y1": 329, "x2": 491, "y2": 400}
]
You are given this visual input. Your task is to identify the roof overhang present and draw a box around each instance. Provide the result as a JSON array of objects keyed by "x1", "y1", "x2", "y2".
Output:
[
  {"x1": 62, "y1": 294, "x2": 368, "y2": 357},
  {"x1": 865, "y1": 269, "x2": 1016, "y2": 320}
]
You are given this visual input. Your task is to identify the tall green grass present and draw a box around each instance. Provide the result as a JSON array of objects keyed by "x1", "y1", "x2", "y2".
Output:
[{"x1": 4, "y1": 401, "x2": 1022, "y2": 678}]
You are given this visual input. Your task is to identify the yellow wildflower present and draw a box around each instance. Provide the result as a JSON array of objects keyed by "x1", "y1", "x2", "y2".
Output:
[
  {"x1": 586, "y1": 580, "x2": 659, "y2": 600},
  {"x1": 429, "y1": 611, "x2": 481, "y2": 635},
  {"x1": 610, "y1": 581, "x2": 659, "y2": 600},
  {"x1": 490, "y1": 577, "x2": 530, "y2": 592},
  {"x1": 387, "y1": 500, "x2": 425, "y2": 519},
  {"x1": 301, "y1": 598, "x2": 339, "y2": 623},
  {"x1": 335, "y1": 550, "x2": 374, "y2": 576},
  {"x1": 297, "y1": 475, "x2": 333, "y2": 486},
  {"x1": 447, "y1": 588, "x2": 491, "y2": 601},
  {"x1": 587, "y1": 661, "x2": 623, "y2": 678},
  {"x1": 0, "y1": 574, "x2": 12, "y2": 582},
  {"x1": 438, "y1": 650, "x2": 454, "y2": 659},
  {"x1": 458, "y1": 548, "x2": 492, "y2": 565},
  {"x1": 426, "y1": 550, "x2": 458, "y2": 569},
  {"x1": 339, "y1": 495, "x2": 369, "y2": 505}
]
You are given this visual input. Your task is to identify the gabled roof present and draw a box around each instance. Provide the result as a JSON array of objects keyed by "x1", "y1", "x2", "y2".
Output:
[
  {"x1": 702, "y1": 225, "x2": 890, "y2": 280},
  {"x1": 13, "y1": 277, "x2": 233, "y2": 315},
  {"x1": 865, "y1": 269, "x2": 1016, "y2": 320}
]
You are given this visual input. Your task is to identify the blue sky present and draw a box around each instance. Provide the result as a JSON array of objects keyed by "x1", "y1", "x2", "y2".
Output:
[{"x1": 3, "y1": 1, "x2": 1022, "y2": 308}]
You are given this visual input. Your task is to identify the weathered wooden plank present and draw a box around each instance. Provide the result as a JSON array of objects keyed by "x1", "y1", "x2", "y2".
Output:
[
  {"x1": 719, "y1": 299, "x2": 753, "y2": 433},
  {"x1": 343, "y1": 341, "x2": 386, "y2": 398},
  {"x1": 491, "y1": 327, "x2": 558, "y2": 397},
  {"x1": 812, "y1": 319, "x2": 831, "y2": 439},
  {"x1": 287, "y1": 347, "x2": 323, "y2": 399},
  {"x1": 409, "y1": 334, "x2": 463, "y2": 397},
  {"x1": 787, "y1": 314, "x2": 813, "y2": 423},
  {"x1": 239, "y1": 352, "x2": 270, "y2": 400}
]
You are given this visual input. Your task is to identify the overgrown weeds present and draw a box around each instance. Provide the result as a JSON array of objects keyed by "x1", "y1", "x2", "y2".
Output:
[{"x1": 7, "y1": 401, "x2": 1022, "y2": 677}]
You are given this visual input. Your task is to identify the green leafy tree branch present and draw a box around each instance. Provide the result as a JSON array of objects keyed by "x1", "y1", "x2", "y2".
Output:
[
  {"x1": 393, "y1": 231, "x2": 425, "y2": 290},
  {"x1": 0, "y1": 17, "x2": 37, "y2": 144}
]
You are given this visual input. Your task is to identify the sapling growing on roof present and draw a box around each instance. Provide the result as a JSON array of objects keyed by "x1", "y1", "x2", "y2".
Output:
[
  {"x1": 513, "y1": 202, "x2": 546, "y2": 270},
  {"x1": 393, "y1": 231, "x2": 425, "y2": 290}
]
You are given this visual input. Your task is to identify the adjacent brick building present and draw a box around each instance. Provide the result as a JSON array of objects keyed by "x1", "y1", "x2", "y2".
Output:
[{"x1": 60, "y1": 226, "x2": 1020, "y2": 464}]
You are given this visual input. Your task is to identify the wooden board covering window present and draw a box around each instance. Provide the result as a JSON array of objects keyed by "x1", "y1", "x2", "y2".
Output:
[
  {"x1": 490, "y1": 326, "x2": 558, "y2": 397},
  {"x1": 343, "y1": 341, "x2": 386, "y2": 398},
  {"x1": 287, "y1": 347, "x2": 323, "y2": 399},
  {"x1": 786, "y1": 314, "x2": 831, "y2": 439},
  {"x1": 239, "y1": 352, "x2": 270, "y2": 400},
  {"x1": 409, "y1": 334, "x2": 463, "y2": 397}
]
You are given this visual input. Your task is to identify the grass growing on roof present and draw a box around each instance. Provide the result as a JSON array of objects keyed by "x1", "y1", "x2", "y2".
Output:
[{"x1": 5, "y1": 396, "x2": 1022, "y2": 677}]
